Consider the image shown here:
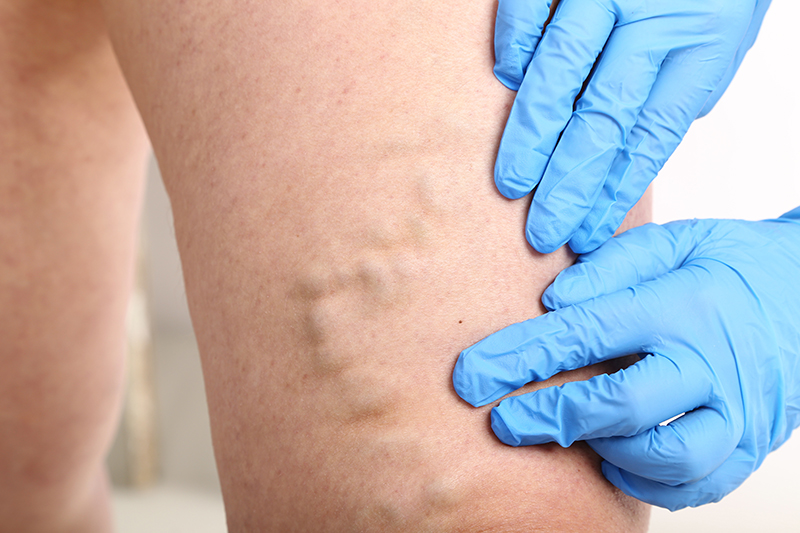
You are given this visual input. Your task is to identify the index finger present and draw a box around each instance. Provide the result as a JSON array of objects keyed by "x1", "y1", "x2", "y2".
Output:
[
  {"x1": 453, "y1": 284, "x2": 658, "y2": 407},
  {"x1": 494, "y1": 0, "x2": 555, "y2": 90}
]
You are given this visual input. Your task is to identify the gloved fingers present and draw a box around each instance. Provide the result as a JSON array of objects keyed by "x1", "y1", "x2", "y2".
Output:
[
  {"x1": 523, "y1": 23, "x2": 665, "y2": 254},
  {"x1": 542, "y1": 222, "x2": 695, "y2": 311},
  {"x1": 569, "y1": 150, "x2": 653, "y2": 254},
  {"x1": 600, "y1": 463, "x2": 711, "y2": 511},
  {"x1": 489, "y1": 353, "x2": 711, "y2": 447},
  {"x1": 455, "y1": 257, "x2": 717, "y2": 408},
  {"x1": 493, "y1": 0, "x2": 554, "y2": 90},
  {"x1": 698, "y1": 0, "x2": 770, "y2": 117},
  {"x1": 564, "y1": 23, "x2": 753, "y2": 253},
  {"x1": 493, "y1": 0, "x2": 616, "y2": 200},
  {"x1": 565, "y1": 141, "x2": 654, "y2": 255},
  {"x1": 588, "y1": 406, "x2": 740, "y2": 486},
  {"x1": 454, "y1": 283, "x2": 670, "y2": 407},
  {"x1": 601, "y1": 446, "x2": 754, "y2": 511}
]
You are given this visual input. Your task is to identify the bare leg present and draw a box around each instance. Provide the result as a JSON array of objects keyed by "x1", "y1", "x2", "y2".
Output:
[
  {"x1": 0, "y1": 1, "x2": 148, "y2": 531},
  {"x1": 101, "y1": 0, "x2": 651, "y2": 530}
]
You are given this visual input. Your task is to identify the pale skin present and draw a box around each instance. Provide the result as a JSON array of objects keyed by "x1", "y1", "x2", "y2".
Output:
[
  {"x1": 2, "y1": 0, "x2": 651, "y2": 531},
  {"x1": 0, "y1": 1, "x2": 148, "y2": 532}
]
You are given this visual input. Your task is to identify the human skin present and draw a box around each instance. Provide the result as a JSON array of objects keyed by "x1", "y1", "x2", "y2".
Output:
[
  {"x1": 98, "y1": 0, "x2": 653, "y2": 530},
  {"x1": 0, "y1": 1, "x2": 149, "y2": 531},
  {"x1": 3, "y1": 0, "x2": 651, "y2": 530}
]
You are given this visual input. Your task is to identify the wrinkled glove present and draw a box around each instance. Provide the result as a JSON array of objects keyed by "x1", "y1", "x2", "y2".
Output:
[
  {"x1": 493, "y1": 0, "x2": 771, "y2": 254},
  {"x1": 453, "y1": 208, "x2": 800, "y2": 510}
]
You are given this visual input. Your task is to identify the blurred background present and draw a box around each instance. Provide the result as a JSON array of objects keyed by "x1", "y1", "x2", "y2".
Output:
[{"x1": 108, "y1": 1, "x2": 800, "y2": 530}]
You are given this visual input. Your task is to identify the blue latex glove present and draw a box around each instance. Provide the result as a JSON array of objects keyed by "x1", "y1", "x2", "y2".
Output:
[
  {"x1": 453, "y1": 209, "x2": 800, "y2": 510},
  {"x1": 493, "y1": 0, "x2": 771, "y2": 254}
]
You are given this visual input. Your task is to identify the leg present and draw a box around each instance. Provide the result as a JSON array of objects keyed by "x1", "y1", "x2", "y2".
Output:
[
  {"x1": 0, "y1": 1, "x2": 149, "y2": 531},
  {"x1": 101, "y1": 0, "x2": 651, "y2": 530}
]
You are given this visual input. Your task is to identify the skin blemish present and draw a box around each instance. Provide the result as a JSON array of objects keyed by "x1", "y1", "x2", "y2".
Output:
[
  {"x1": 304, "y1": 298, "x2": 354, "y2": 375},
  {"x1": 354, "y1": 254, "x2": 417, "y2": 310},
  {"x1": 356, "y1": 259, "x2": 394, "y2": 306},
  {"x1": 292, "y1": 267, "x2": 333, "y2": 300},
  {"x1": 312, "y1": 346, "x2": 351, "y2": 376},
  {"x1": 292, "y1": 236, "x2": 423, "y2": 422},
  {"x1": 422, "y1": 476, "x2": 464, "y2": 511},
  {"x1": 357, "y1": 260, "x2": 388, "y2": 291},
  {"x1": 304, "y1": 305, "x2": 328, "y2": 345},
  {"x1": 343, "y1": 434, "x2": 466, "y2": 532},
  {"x1": 332, "y1": 370, "x2": 394, "y2": 423}
]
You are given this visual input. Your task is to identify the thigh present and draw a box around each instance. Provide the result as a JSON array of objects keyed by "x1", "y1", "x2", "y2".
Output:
[
  {"x1": 101, "y1": 1, "x2": 651, "y2": 531},
  {"x1": 0, "y1": 0, "x2": 148, "y2": 530}
]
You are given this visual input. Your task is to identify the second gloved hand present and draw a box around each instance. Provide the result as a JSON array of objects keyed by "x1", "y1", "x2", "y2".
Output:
[
  {"x1": 493, "y1": 0, "x2": 770, "y2": 254},
  {"x1": 453, "y1": 208, "x2": 800, "y2": 510}
]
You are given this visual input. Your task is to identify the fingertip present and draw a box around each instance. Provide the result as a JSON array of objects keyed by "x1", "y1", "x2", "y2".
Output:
[
  {"x1": 494, "y1": 164, "x2": 533, "y2": 200},
  {"x1": 494, "y1": 141, "x2": 550, "y2": 200},
  {"x1": 542, "y1": 266, "x2": 589, "y2": 309},
  {"x1": 569, "y1": 202, "x2": 631, "y2": 255},
  {"x1": 696, "y1": 97, "x2": 716, "y2": 119},
  {"x1": 495, "y1": 181, "x2": 530, "y2": 200},
  {"x1": 451, "y1": 355, "x2": 473, "y2": 405},
  {"x1": 493, "y1": 64, "x2": 523, "y2": 92},
  {"x1": 491, "y1": 407, "x2": 524, "y2": 447},
  {"x1": 525, "y1": 221, "x2": 563, "y2": 255},
  {"x1": 452, "y1": 343, "x2": 521, "y2": 408},
  {"x1": 567, "y1": 233, "x2": 601, "y2": 255},
  {"x1": 451, "y1": 350, "x2": 491, "y2": 408},
  {"x1": 493, "y1": 0, "x2": 542, "y2": 92},
  {"x1": 540, "y1": 284, "x2": 561, "y2": 312},
  {"x1": 526, "y1": 194, "x2": 582, "y2": 254}
]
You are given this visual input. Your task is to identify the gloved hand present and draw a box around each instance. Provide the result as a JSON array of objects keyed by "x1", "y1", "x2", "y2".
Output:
[
  {"x1": 493, "y1": 0, "x2": 771, "y2": 254},
  {"x1": 452, "y1": 208, "x2": 800, "y2": 510}
]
